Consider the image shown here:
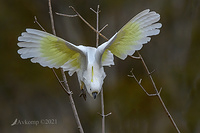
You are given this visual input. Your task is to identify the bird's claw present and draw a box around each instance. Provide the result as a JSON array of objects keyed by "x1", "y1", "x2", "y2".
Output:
[{"x1": 79, "y1": 89, "x2": 87, "y2": 101}]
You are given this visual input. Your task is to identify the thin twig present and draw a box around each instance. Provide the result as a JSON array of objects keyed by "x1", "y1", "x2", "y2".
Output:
[
  {"x1": 139, "y1": 78, "x2": 142, "y2": 84},
  {"x1": 90, "y1": 5, "x2": 100, "y2": 47},
  {"x1": 56, "y1": 6, "x2": 108, "y2": 41},
  {"x1": 130, "y1": 51, "x2": 180, "y2": 133},
  {"x1": 48, "y1": 0, "x2": 84, "y2": 133},
  {"x1": 60, "y1": 69, "x2": 84, "y2": 133},
  {"x1": 128, "y1": 69, "x2": 157, "y2": 96},
  {"x1": 138, "y1": 51, "x2": 180, "y2": 133},
  {"x1": 91, "y1": 5, "x2": 106, "y2": 133},
  {"x1": 149, "y1": 69, "x2": 156, "y2": 75},
  {"x1": 34, "y1": 15, "x2": 72, "y2": 96},
  {"x1": 99, "y1": 24, "x2": 108, "y2": 32},
  {"x1": 48, "y1": 0, "x2": 56, "y2": 35},
  {"x1": 69, "y1": 6, "x2": 102, "y2": 37},
  {"x1": 101, "y1": 88, "x2": 105, "y2": 133},
  {"x1": 98, "y1": 112, "x2": 112, "y2": 117},
  {"x1": 51, "y1": 69, "x2": 72, "y2": 95},
  {"x1": 34, "y1": 16, "x2": 46, "y2": 32},
  {"x1": 129, "y1": 55, "x2": 141, "y2": 60},
  {"x1": 56, "y1": 12, "x2": 78, "y2": 17}
]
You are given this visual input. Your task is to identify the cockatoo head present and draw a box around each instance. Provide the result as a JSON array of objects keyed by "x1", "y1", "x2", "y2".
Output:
[{"x1": 83, "y1": 65, "x2": 106, "y2": 99}]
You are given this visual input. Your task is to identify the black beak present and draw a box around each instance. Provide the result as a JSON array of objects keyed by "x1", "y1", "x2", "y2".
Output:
[{"x1": 92, "y1": 92, "x2": 97, "y2": 99}]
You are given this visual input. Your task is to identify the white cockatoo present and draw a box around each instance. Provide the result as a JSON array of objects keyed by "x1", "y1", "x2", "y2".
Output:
[{"x1": 17, "y1": 9, "x2": 162, "y2": 99}]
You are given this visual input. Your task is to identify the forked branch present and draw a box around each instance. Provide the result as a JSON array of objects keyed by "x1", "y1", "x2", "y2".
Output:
[
  {"x1": 48, "y1": 0, "x2": 84, "y2": 133},
  {"x1": 90, "y1": 5, "x2": 108, "y2": 133},
  {"x1": 56, "y1": 6, "x2": 109, "y2": 41},
  {"x1": 129, "y1": 51, "x2": 180, "y2": 133},
  {"x1": 34, "y1": 15, "x2": 72, "y2": 96}
]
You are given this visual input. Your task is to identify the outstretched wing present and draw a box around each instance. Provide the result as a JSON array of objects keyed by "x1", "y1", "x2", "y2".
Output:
[
  {"x1": 17, "y1": 28, "x2": 85, "y2": 76},
  {"x1": 98, "y1": 9, "x2": 162, "y2": 62}
]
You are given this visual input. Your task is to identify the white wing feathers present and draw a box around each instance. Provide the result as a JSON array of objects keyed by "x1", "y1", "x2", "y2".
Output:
[
  {"x1": 17, "y1": 9, "x2": 162, "y2": 75},
  {"x1": 98, "y1": 9, "x2": 162, "y2": 61},
  {"x1": 18, "y1": 29, "x2": 85, "y2": 75}
]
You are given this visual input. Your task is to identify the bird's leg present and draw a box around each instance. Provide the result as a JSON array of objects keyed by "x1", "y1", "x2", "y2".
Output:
[
  {"x1": 79, "y1": 81, "x2": 87, "y2": 100},
  {"x1": 80, "y1": 88, "x2": 87, "y2": 101}
]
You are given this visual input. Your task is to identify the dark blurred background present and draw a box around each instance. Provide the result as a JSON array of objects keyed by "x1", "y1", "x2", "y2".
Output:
[{"x1": 1, "y1": 0, "x2": 200, "y2": 132}]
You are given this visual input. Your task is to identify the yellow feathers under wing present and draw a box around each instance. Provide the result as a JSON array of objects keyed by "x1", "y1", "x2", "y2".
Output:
[
  {"x1": 100, "y1": 9, "x2": 162, "y2": 61},
  {"x1": 17, "y1": 29, "x2": 83, "y2": 76}
]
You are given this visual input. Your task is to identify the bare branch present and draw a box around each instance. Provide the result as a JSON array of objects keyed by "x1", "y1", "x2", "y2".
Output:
[
  {"x1": 90, "y1": 6, "x2": 101, "y2": 14},
  {"x1": 90, "y1": 5, "x2": 107, "y2": 133},
  {"x1": 34, "y1": 16, "x2": 46, "y2": 32},
  {"x1": 129, "y1": 52, "x2": 180, "y2": 133},
  {"x1": 51, "y1": 69, "x2": 72, "y2": 95},
  {"x1": 99, "y1": 24, "x2": 108, "y2": 33},
  {"x1": 98, "y1": 112, "x2": 112, "y2": 117},
  {"x1": 158, "y1": 87, "x2": 162, "y2": 95},
  {"x1": 139, "y1": 78, "x2": 142, "y2": 84},
  {"x1": 48, "y1": 1, "x2": 84, "y2": 133},
  {"x1": 100, "y1": 88, "x2": 106, "y2": 133},
  {"x1": 128, "y1": 69, "x2": 157, "y2": 97},
  {"x1": 105, "y1": 112, "x2": 112, "y2": 117},
  {"x1": 56, "y1": 6, "x2": 108, "y2": 41},
  {"x1": 48, "y1": 0, "x2": 56, "y2": 35},
  {"x1": 60, "y1": 70, "x2": 84, "y2": 133},
  {"x1": 149, "y1": 69, "x2": 156, "y2": 75},
  {"x1": 91, "y1": 5, "x2": 100, "y2": 47},
  {"x1": 95, "y1": 5, "x2": 100, "y2": 47},
  {"x1": 69, "y1": 6, "x2": 108, "y2": 41},
  {"x1": 129, "y1": 55, "x2": 141, "y2": 60},
  {"x1": 56, "y1": 12, "x2": 78, "y2": 17},
  {"x1": 90, "y1": 8, "x2": 97, "y2": 14},
  {"x1": 136, "y1": 52, "x2": 159, "y2": 93},
  {"x1": 33, "y1": 16, "x2": 72, "y2": 95},
  {"x1": 66, "y1": 6, "x2": 109, "y2": 132}
]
